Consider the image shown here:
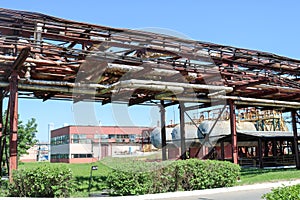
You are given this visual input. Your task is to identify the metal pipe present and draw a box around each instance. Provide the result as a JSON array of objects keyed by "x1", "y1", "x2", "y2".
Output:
[
  {"x1": 0, "y1": 82, "x2": 96, "y2": 95},
  {"x1": 235, "y1": 101, "x2": 300, "y2": 109},
  {"x1": 115, "y1": 79, "x2": 233, "y2": 93},
  {"x1": 19, "y1": 78, "x2": 108, "y2": 89},
  {"x1": 0, "y1": 80, "x2": 185, "y2": 96},
  {"x1": 107, "y1": 63, "x2": 181, "y2": 76},
  {"x1": 157, "y1": 95, "x2": 300, "y2": 109},
  {"x1": 118, "y1": 83, "x2": 184, "y2": 93},
  {"x1": 212, "y1": 95, "x2": 300, "y2": 107},
  {"x1": 156, "y1": 96, "x2": 215, "y2": 103}
]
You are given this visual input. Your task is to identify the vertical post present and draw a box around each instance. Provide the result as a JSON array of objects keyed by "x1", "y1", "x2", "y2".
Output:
[
  {"x1": 221, "y1": 141, "x2": 225, "y2": 161},
  {"x1": 291, "y1": 110, "x2": 300, "y2": 169},
  {"x1": 160, "y1": 100, "x2": 167, "y2": 161},
  {"x1": 264, "y1": 141, "x2": 269, "y2": 157},
  {"x1": 229, "y1": 100, "x2": 238, "y2": 164},
  {"x1": 88, "y1": 166, "x2": 93, "y2": 195},
  {"x1": 272, "y1": 140, "x2": 276, "y2": 156},
  {"x1": 0, "y1": 90, "x2": 3, "y2": 175},
  {"x1": 179, "y1": 103, "x2": 186, "y2": 159},
  {"x1": 48, "y1": 123, "x2": 54, "y2": 162},
  {"x1": 258, "y1": 138, "x2": 263, "y2": 168},
  {"x1": 88, "y1": 165, "x2": 98, "y2": 196},
  {"x1": 9, "y1": 71, "x2": 18, "y2": 182},
  {"x1": 98, "y1": 137, "x2": 101, "y2": 160}
]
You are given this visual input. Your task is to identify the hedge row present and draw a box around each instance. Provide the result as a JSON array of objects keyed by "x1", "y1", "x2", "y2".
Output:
[
  {"x1": 106, "y1": 159, "x2": 240, "y2": 196},
  {"x1": 9, "y1": 165, "x2": 74, "y2": 197},
  {"x1": 262, "y1": 184, "x2": 300, "y2": 200}
]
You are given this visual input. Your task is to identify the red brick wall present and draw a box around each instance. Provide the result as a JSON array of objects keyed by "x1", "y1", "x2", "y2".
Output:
[
  {"x1": 50, "y1": 158, "x2": 69, "y2": 163},
  {"x1": 69, "y1": 158, "x2": 97, "y2": 163},
  {"x1": 51, "y1": 126, "x2": 70, "y2": 137}
]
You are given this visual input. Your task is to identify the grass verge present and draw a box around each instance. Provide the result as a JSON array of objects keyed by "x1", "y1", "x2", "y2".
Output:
[{"x1": 238, "y1": 167, "x2": 300, "y2": 185}]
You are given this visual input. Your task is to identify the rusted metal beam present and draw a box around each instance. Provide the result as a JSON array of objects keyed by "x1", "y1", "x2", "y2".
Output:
[
  {"x1": 160, "y1": 100, "x2": 167, "y2": 161},
  {"x1": 179, "y1": 103, "x2": 186, "y2": 159},
  {"x1": 9, "y1": 70, "x2": 18, "y2": 182},
  {"x1": 291, "y1": 110, "x2": 300, "y2": 169},
  {"x1": 229, "y1": 100, "x2": 238, "y2": 164}
]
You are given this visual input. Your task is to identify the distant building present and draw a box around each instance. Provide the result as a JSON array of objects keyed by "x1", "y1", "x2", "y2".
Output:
[
  {"x1": 50, "y1": 125, "x2": 152, "y2": 163},
  {"x1": 20, "y1": 143, "x2": 49, "y2": 162}
]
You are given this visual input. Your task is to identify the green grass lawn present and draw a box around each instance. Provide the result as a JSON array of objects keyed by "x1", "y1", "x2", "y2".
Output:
[
  {"x1": 238, "y1": 167, "x2": 300, "y2": 185},
  {"x1": 19, "y1": 161, "x2": 112, "y2": 177}
]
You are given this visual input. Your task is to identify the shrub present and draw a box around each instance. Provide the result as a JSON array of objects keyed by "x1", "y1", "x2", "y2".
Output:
[
  {"x1": 74, "y1": 175, "x2": 108, "y2": 193},
  {"x1": 106, "y1": 159, "x2": 240, "y2": 196},
  {"x1": 152, "y1": 159, "x2": 240, "y2": 192},
  {"x1": 106, "y1": 170, "x2": 152, "y2": 196},
  {"x1": 9, "y1": 164, "x2": 74, "y2": 197},
  {"x1": 262, "y1": 184, "x2": 300, "y2": 200},
  {"x1": 0, "y1": 179, "x2": 9, "y2": 197}
]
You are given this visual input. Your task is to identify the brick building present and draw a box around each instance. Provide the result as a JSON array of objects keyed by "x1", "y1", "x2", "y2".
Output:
[{"x1": 50, "y1": 125, "x2": 152, "y2": 163}]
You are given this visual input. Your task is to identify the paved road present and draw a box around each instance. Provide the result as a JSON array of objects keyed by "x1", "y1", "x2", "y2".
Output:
[{"x1": 162, "y1": 188, "x2": 272, "y2": 200}]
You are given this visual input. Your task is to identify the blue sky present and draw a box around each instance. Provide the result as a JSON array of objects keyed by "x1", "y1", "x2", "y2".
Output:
[{"x1": 1, "y1": 1, "x2": 300, "y2": 141}]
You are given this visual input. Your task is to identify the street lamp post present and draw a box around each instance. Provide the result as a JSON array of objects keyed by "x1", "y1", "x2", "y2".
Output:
[{"x1": 88, "y1": 165, "x2": 98, "y2": 196}]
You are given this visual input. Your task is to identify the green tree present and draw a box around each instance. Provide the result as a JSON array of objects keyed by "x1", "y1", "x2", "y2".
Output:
[
  {"x1": 16, "y1": 118, "x2": 38, "y2": 157},
  {"x1": 2, "y1": 112, "x2": 38, "y2": 158}
]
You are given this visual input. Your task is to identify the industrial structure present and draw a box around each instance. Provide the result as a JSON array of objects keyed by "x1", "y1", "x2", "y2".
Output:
[{"x1": 0, "y1": 8, "x2": 299, "y2": 181}]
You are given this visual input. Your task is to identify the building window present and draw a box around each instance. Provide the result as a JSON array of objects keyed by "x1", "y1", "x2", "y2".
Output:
[
  {"x1": 109, "y1": 134, "x2": 116, "y2": 139},
  {"x1": 51, "y1": 135, "x2": 69, "y2": 145},
  {"x1": 71, "y1": 154, "x2": 93, "y2": 158},
  {"x1": 71, "y1": 134, "x2": 88, "y2": 143},
  {"x1": 72, "y1": 134, "x2": 79, "y2": 143},
  {"x1": 51, "y1": 154, "x2": 69, "y2": 159},
  {"x1": 95, "y1": 134, "x2": 109, "y2": 139},
  {"x1": 79, "y1": 135, "x2": 87, "y2": 143},
  {"x1": 129, "y1": 135, "x2": 137, "y2": 142}
]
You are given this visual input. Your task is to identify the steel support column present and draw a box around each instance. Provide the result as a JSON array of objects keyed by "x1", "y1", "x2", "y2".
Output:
[
  {"x1": 179, "y1": 103, "x2": 186, "y2": 159},
  {"x1": 291, "y1": 110, "x2": 300, "y2": 169},
  {"x1": 258, "y1": 138, "x2": 263, "y2": 168},
  {"x1": 0, "y1": 90, "x2": 3, "y2": 175},
  {"x1": 221, "y1": 141, "x2": 225, "y2": 161},
  {"x1": 9, "y1": 71, "x2": 18, "y2": 182},
  {"x1": 229, "y1": 100, "x2": 238, "y2": 164},
  {"x1": 160, "y1": 100, "x2": 167, "y2": 161}
]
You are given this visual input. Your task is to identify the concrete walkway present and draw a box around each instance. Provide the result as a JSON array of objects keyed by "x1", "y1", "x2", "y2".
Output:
[{"x1": 2, "y1": 179, "x2": 300, "y2": 200}]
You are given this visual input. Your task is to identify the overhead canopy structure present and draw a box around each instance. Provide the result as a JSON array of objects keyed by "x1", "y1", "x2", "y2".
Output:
[
  {"x1": 0, "y1": 8, "x2": 299, "y2": 180},
  {"x1": 0, "y1": 8, "x2": 300, "y2": 107}
]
